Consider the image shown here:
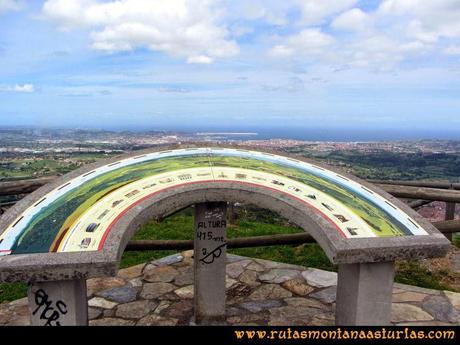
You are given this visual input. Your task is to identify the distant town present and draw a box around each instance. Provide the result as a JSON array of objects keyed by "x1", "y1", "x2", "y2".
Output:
[{"x1": 1, "y1": 127, "x2": 460, "y2": 155}]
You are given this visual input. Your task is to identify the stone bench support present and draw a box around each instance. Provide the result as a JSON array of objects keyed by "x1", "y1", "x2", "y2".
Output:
[
  {"x1": 28, "y1": 279, "x2": 88, "y2": 326},
  {"x1": 194, "y1": 202, "x2": 227, "y2": 324},
  {"x1": 335, "y1": 261, "x2": 395, "y2": 325}
]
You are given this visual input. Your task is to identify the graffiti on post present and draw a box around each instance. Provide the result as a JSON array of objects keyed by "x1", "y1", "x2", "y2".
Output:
[
  {"x1": 32, "y1": 288, "x2": 68, "y2": 326},
  {"x1": 199, "y1": 243, "x2": 227, "y2": 265},
  {"x1": 196, "y1": 206, "x2": 227, "y2": 266}
]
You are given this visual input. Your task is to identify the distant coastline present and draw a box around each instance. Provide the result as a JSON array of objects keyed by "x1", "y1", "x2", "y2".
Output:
[
  {"x1": 0, "y1": 125, "x2": 459, "y2": 142},
  {"x1": 195, "y1": 132, "x2": 258, "y2": 136}
]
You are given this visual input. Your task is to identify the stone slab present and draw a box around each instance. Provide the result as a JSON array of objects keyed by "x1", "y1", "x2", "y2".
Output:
[
  {"x1": 140, "y1": 283, "x2": 175, "y2": 299},
  {"x1": 249, "y1": 284, "x2": 292, "y2": 300},
  {"x1": 115, "y1": 300, "x2": 157, "y2": 319},
  {"x1": 310, "y1": 286, "x2": 337, "y2": 304},
  {"x1": 421, "y1": 295, "x2": 459, "y2": 323},
  {"x1": 143, "y1": 266, "x2": 178, "y2": 283},
  {"x1": 392, "y1": 291, "x2": 427, "y2": 303},
  {"x1": 281, "y1": 279, "x2": 315, "y2": 296},
  {"x1": 89, "y1": 318, "x2": 135, "y2": 326},
  {"x1": 174, "y1": 285, "x2": 194, "y2": 299},
  {"x1": 392, "y1": 303, "x2": 434, "y2": 323},
  {"x1": 86, "y1": 277, "x2": 126, "y2": 297},
  {"x1": 301, "y1": 268, "x2": 337, "y2": 288},
  {"x1": 117, "y1": 264, "x2": 145, "y2": 280},
  {"x1": 88, "y1": 297, "x2": 118, "y2": 310},
  {"x1": 444, "y1": 291, "x2": 460, "y2": 310},
  {"x1": 259, "y1": 269, "x2": 301, "y2": 284},
  {"x1": 96, "y1": 286, "x2": 138, "y2": 304}
]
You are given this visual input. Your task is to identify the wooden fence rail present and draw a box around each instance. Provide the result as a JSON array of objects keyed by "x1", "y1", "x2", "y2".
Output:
[
  {"x1": 0, "y1": 177, "x2": 56, "y2": 196},
  {"x1": 125, "y1": 219, "x2": 460, "y2": 251},
  {"x1": 125, "y1": 232, "x2": 316, "y2": 251},
  {"x1": 374, "y1": 184, "x2": 460, "y2": 203},
  {"x1": 369, "y1": 179, "x2": 460, "y2": 190}
]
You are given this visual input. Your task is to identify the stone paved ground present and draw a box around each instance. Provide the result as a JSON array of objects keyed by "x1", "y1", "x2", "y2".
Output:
[{"x1": 1, "y1": 251, "x2": 459, "y2": 326}]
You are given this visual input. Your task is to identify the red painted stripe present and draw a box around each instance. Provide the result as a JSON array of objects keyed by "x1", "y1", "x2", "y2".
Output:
[
  {"x1": 96, "y1": 179, "x2": 347, "y2": 251},
  {"x1": 51, "y1": 227, "x2": 69, "y2": 252}
]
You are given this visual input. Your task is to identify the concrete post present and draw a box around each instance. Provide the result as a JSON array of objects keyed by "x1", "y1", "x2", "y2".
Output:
[
  {"x1": 335, "y1": 262, "x2": 395, "y2": 326},
  {"x1": 28, "y1": 279, "x2": 88, "y2": 326},
  {"x1": 194, "y1": 202, "x2": 227, "y2": 324}
]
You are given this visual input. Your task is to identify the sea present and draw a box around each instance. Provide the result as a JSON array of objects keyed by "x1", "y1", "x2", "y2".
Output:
[{"x1": 181, "y1": 127, "x2": 460, "y2": 142}]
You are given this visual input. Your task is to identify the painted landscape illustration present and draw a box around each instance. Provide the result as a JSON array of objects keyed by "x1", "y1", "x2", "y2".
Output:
[{"x1": 1, "y1": 149, "x2": 424, "y2": 255}]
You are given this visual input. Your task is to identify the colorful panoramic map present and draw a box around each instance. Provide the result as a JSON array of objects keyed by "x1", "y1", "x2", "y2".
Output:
[{"x1": 0, "y1": 148, "x2": 427, "y2": 255}]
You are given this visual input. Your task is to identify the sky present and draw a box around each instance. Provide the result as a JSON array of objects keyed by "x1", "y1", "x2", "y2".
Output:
[{"x1": 0, "y1": 0, "x2": 460, "y2": 136}]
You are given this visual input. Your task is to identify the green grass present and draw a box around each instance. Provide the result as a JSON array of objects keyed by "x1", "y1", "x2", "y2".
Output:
[
  {"x1": 453, "y1": 233, "x2": 460, "y2": 248},
  {"x1": 395, "y1": 261, "x2": 453, "y2": 290},
  {"x1": 0, "y1": 282, "x2": 28, "y2": 303},
  {"x1": 118, "y1": 214, "x2": 195, "y2": 269},
  {"x1": 120, "y1": 213, "x2": 336, "y2": 271},
  {"x1": 1, "y1": 211, "x2": 458, "y2": 304},
  {"x1": 288, "y1": 148, "x2": 460, "y2": 181}
]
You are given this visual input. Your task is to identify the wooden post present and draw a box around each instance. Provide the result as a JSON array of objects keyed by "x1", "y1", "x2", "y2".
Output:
[
  {"x1": 227, "y1": 202, "x2": 236, "y2": 224},
  {"x1": 194, "y1": 202, "x2": 227, "y2": 324},
  {"x1": 445, "y1": 184, "x2": 456, "y2": 241}
]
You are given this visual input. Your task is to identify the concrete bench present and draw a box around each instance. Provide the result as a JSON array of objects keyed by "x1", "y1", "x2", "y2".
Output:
[{"x1": 0, "y1": 145, "x2": 449, "y2": 325}]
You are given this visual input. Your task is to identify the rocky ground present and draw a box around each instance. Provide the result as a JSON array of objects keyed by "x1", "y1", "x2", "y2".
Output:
[
  {"x1": 1, "y1": 251, "x2": 459, "y2": 326},
  {"x1": 417, "y1": 202, "x2": 460, "y2": 222}
]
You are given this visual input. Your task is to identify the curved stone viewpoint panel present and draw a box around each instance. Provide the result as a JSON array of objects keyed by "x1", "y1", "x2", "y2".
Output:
[{"x1": 0, "y1": 146, "x2": 449, "y2": 282}]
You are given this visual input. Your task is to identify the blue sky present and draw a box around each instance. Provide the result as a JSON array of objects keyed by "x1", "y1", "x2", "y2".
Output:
[{"x1": 0, "y1": 0, "x2": 460, "y2": 134}]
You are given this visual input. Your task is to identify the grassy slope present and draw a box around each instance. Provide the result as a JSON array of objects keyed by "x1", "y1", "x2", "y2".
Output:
[{"x1": 1, "y1": 211, "x2": 457, "y2": 303}]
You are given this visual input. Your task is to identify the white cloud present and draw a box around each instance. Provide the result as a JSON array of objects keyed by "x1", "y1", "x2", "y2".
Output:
[
  {"x1": 225, "y1": 0, "x2": 359, "y2": 27},
  {"x1": 298, "y1": 0, "x2": 358, "y2": 25},
  {"x1": 238, "y1": 1, "x2": 267, "y2": 21},
  {"x1": 270, "y1": 29, "x2": 334, "y2": 58},
  {"x1": 377, "y1": 0, "x2": 460, "y2": 42},
  {"x1": 341, "y1": 35, "x2": 428, "y2": 70},
  {"x1": 38, "y1": 0, "x2": 460, "y2": 71},
  {"x1": 225, "y1": 0, "x2": 293, "y2": 26},
  {"x1": 272, "y1": 0, "x2": 459, "y2": 71},
  {"x1": 269, "y1": 45, "x2": 295, "y2": 58},
  {"x1": 270, "y1": 23, "x2": 431, "y2": 71},
  {"x1": 187, "y1": 55, "x2": 213, "y2": 64},
  {"x1": 444, "y1": 45, "x2": 460, "y2": 56},
  {"x1": 0, "y1": 84, "x2": 35, "y2": 93},
  {"x1": 230, "y1": 24, "x2": 253, "y2": 38},
  {"x1": 331, "y1": 8, "x2": 371, "y2": 32},
  {"x1": 42, "y1": 0, "x2": 239, "y2": 63},
  {"x1": 0, "y1": 0, "x2": 21, "y2": 14},
  {"x1": 13, "y1": 84, "x2": 34, "y2": 92}
]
